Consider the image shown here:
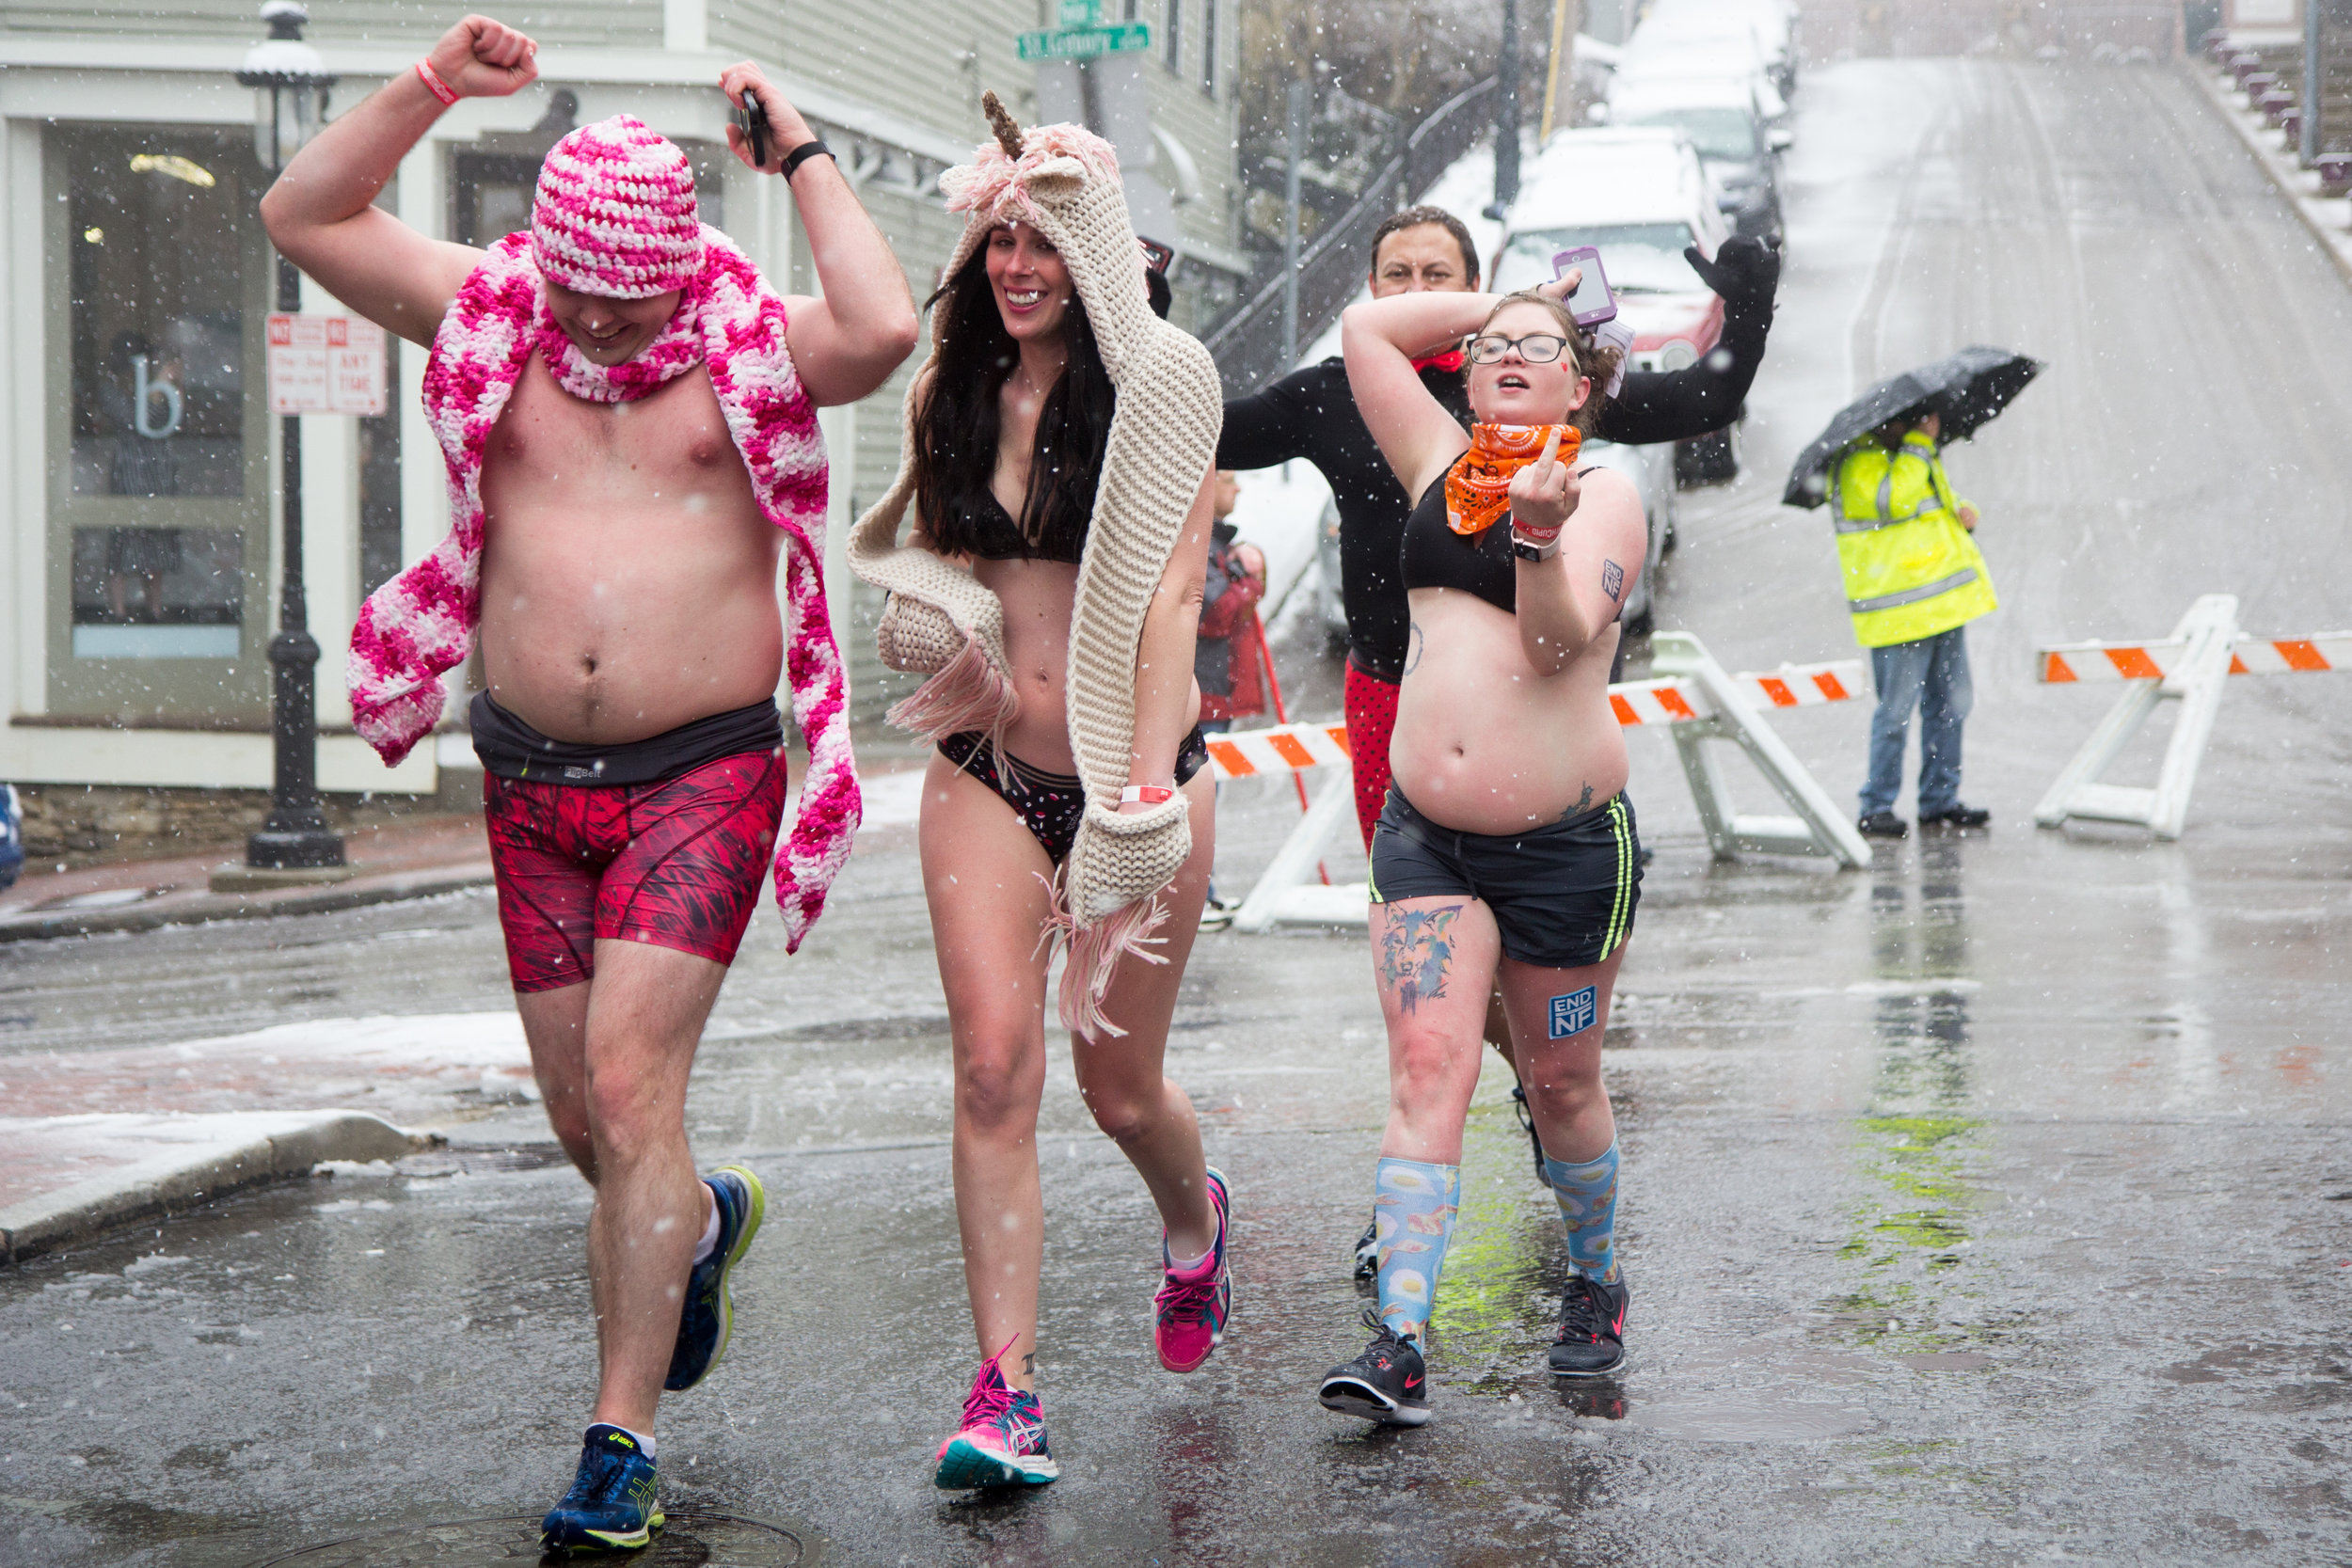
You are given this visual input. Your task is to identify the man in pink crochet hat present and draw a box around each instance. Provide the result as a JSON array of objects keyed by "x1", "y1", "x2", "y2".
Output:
[{"x1": 262, "y1": 13, "x2": 916, "y2": 1551}]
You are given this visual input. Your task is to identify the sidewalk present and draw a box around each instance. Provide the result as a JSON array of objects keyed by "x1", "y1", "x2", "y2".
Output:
[
  {"x1": 0, "y1": 763, "x2": 940, "y2": 1264},
  {"x1": 2189, "y1": 55, "x2": 2352, "y2": 286},
  {"x1": 0, "y1": 752, "x2": 939, "y2": 946},
  {"x1": 0, "y1": 812, "x2": 494, "y2": 943}
]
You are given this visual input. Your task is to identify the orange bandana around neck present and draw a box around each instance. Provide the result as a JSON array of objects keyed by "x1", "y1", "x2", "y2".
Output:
[{"x1": 1442, "y1": 423, "x2": 1581, "y2": 536}]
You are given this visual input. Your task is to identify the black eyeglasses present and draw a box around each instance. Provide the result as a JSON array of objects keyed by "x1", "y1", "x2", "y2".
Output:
[{"x1": 1467, "y1": 332, "x2": 1574, "y2": 365}]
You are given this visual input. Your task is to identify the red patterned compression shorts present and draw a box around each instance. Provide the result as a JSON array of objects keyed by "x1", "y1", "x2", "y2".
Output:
[
  {"x1": 1343, "y1": 659, "x2": 1402, "y2": 850},
  {"x1": 482, "y1": 750, "x2": 787, "y2": 992}
]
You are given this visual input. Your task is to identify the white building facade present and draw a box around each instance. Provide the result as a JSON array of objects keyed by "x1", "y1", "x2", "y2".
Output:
[{"x1": 0, "y1": 0, "x2": 1245, "y2": 809}]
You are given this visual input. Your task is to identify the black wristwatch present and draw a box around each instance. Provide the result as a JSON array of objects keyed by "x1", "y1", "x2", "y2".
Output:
[{"x1": 780, "y1": 138, "x2": 834, "y2": 181}]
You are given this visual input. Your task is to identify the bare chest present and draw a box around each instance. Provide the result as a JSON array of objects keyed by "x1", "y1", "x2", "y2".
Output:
[{"x1": 482, "y1": 356, "x2": 753, "y2": 508}]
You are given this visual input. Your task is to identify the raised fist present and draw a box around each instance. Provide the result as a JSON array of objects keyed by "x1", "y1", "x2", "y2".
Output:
[
  {"x1": 426, "y1": 15, "x2": 539, "y2": 100},
  {"x1": 1683, "y1": 235, "x2": 1781, "y2": 316}
]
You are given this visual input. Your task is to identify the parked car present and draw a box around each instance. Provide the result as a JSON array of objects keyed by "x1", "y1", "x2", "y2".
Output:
[
  {"x1": 1313, "y1": 498, "x2": 1347, "y2": 651},
  {"x1": 1618, "y1": 32, "x2": 1791, "y2": 138},
  {"x1": 1625, "y1": 0, "x2": 1799, "y2": 103},
  {"x1": 1608, "y1": 77, "x2": 1787, "y2": 243},
  {"x1": 1490, "y1": 128, "x2": 1740, "y2": 485},
  {"x1": 1578, "y1": 436, "x2": 1677, "y2": 634}
]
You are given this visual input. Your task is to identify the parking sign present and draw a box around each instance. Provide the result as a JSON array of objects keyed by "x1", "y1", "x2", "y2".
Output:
[{"x1": 265, "y1": 313, "x2": 387, "y2": 417}]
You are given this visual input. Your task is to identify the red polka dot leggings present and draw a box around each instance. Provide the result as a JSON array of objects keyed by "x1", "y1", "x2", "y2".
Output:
[{"x1": 1343, "y1": 659, "x2": 1402, "y2": 851}]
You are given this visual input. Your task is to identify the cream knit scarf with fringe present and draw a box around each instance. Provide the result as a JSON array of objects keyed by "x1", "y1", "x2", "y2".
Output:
[{"x1": 848, "y1": 100, "x2": 1223, "y2": 1037}]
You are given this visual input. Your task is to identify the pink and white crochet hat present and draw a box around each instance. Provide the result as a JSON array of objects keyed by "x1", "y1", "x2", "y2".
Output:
[{"x1": 531, "y1": 115, "x2": 704, "y2": 298}]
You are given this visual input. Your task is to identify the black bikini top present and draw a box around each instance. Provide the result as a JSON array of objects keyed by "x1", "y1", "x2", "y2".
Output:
[
  {"x1": 1401, "y1": 466, "x2": 1604, "y2": 616},
  {"x1": 938, "y1": 486, "x2": 1085, "y2": 565}
]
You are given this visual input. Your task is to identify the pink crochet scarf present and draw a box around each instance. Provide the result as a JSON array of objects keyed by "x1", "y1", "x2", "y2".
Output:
[{"x1": 346, "y1": 228, "x2": 859, "y2": 951}]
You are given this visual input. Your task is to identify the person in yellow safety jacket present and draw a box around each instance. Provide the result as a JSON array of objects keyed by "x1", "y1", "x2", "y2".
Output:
[{"x1": 1829, "y1": 408, "x2": 1995, "y2": 840}]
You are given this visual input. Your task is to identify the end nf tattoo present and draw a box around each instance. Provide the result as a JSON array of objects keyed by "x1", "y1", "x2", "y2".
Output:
[
  {"x1": 1549, "y1": 986, "x2": 1597, "y2": 1038},
  {"x1": 1601, "y1": 559, "x2": 1624, "y2": 603}
]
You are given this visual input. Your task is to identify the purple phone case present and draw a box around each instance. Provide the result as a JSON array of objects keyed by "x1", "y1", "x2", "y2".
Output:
[{"x1": 1550, "y1": 246, "x2": 1618, "y2": 326}]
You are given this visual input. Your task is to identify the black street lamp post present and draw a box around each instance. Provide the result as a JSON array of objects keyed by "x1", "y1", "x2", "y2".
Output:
[
  {"x1": 1488, "y1": 0, "x2": 1523, "y2": 219},
  {"x1": 238, "y1": 1, "x2": 345, "y2": 874}
]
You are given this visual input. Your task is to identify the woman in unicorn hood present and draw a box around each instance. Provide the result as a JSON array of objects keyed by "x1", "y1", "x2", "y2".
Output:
[
  {"x1": 849, "y1": 95, "x2": 1229, "y2": 1490},
  {"x1": 260, "y1": 14, "x2": 916, "y2": 1550}
]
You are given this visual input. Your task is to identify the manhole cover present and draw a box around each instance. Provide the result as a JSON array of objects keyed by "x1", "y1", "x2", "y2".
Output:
[{"x1": 250, "y1": 1512, "x2": 810, "y2": 1566}]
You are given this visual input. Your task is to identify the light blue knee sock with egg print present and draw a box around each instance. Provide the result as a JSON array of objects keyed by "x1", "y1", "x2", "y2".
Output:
[
  {"x1": 1543, "y1": 1139, "x2": 1621, "y2": 1285},
  {"x1": 1372, "y1": 1156, "x2": 1462, "y2": 1339}
]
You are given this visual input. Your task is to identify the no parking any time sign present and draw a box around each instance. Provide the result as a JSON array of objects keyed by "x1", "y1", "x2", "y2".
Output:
[{"x1": 265, "y1": 312, "x2": 387, "y2": 417}]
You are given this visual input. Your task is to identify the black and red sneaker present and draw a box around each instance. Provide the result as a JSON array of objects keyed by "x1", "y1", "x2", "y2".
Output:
[
  {"x1": 1548, "y1": 1273, "x2": 1629, "y2": 1378},
  {"x1": 1318, "y1": 1308, "x2": 1431, "y2": 1426}
]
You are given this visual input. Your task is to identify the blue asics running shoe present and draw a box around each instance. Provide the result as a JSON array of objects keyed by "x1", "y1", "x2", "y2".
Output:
[
  {"x1": 666, "y1": 1164, "x2": 765, "y2": 1392},
  {"x1": 932, "y1": 1346, "x2": 1058, "y2": 1490},
  {"x1": 540, "y1": 1424, "x2": 662, "y2": 1554}
]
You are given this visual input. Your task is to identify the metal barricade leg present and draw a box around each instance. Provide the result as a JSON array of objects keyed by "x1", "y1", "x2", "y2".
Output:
[
  {"x1": 2033, "y1": 594, "x2": 2239, "y2": 837},
  {"x1": 1231, "y1": 762, "x2": 1363, "y2": 933}
]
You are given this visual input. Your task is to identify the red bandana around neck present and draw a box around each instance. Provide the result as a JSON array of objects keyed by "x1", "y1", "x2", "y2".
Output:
[{"x1": 1443, "y1": 422, "x2": 1581, "y2": 536}]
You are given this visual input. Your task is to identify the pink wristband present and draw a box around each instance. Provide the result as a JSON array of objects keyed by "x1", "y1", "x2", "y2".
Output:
[{"x1": 415, "y1": 58, "x2": 460, "y2": 107}]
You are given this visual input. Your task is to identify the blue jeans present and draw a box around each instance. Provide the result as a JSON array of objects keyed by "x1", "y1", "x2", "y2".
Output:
[{"x1": 1861, "y1": 626, "x2": 1972, "y2": 818}]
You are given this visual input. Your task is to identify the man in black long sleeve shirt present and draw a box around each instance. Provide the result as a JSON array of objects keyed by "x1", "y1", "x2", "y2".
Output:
[{"x1": 1217, "y1": 207, "x2": 1780, "y2": 851}]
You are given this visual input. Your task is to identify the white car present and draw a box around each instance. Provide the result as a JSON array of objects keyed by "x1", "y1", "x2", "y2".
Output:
[
  {"x1": 1617, "y1": 31, "x2": 1791, "y2": 135},
  {"x1": 1627, "y1": 0, "x2": 1799, "y2": 100},
  {"x1": 1490, "y1": 128, "x2": 1740, "y2": 483},
  {"x1": 1608, "y1": 77, "x2": 1787, "y2": 242}
]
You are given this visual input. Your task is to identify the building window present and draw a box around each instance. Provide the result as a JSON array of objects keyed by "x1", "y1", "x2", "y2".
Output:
[
  {"x1": 70, "y1": 150, "x2": 246, "y2": 502},
  {"x1": 1202, "y1": 0, "x2": 1218, "y2": 94},
  {"x1": 358, "y1": 355, "x2": 403, "y2": 601},
  {"x1": 47, "y1": 123, "x2": 272, "y2": 721},
  {"x1": 1164, "y1": 0, "x2": 1183, "y2": 72}
]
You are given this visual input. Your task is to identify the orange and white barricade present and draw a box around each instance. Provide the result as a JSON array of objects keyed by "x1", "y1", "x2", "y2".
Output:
[
  {"x1": 2033, "y1": 594, "x2": 2349, "y2": 838},
  {"x1": 1219, "y1": 633, "x2": 1872, "y2": 932}
]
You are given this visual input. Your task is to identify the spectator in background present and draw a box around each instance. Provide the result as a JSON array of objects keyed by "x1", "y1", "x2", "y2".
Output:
[
  {"x1": 1194, "y1": 470, "x2": 1267, "y2": 930},
  {"x1": 0, "y1": 784, "x2": 22, "y2": 894},
  {"x1": 1195, "y1": 471, "x2": 1268, "y2": 736},
  {"x1": 1829, "y1": 405, "x2": 1996, "y2": 839}
]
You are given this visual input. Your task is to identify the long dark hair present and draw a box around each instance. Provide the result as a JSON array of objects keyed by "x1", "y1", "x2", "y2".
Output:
[{"x1": 913, "y1": 244, "x2": 1116, "y2": 561}]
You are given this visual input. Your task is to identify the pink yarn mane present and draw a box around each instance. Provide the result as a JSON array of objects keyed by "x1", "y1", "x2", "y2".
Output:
[
  {"x1": 346, "y1": 229, "x2": 859, "y2": 952},
  {"x1": 945, "y1": 121, "x2": 1124, "y2": 232}
]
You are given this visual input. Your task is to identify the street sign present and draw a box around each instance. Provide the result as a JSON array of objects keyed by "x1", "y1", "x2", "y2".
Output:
[
  {"x1": 1016, "y1": 20, "x2": 1151, "y2": 60},
  {"x1": 265, "y1": 313, "x2": 386, "y2": 417}
]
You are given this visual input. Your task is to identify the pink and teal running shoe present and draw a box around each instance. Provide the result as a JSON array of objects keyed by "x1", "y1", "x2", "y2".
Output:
[
  {"x1": 1154, "y1": 1166, "x2": 1232, "y2": 1373},
  {"x1": 931, "y1": 1344, "x2": 1058, "y2": 1490}
]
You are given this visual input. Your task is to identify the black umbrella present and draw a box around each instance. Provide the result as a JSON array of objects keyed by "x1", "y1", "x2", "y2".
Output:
[{"x1": 1783, "y1": 346, "x2": 2044, "y2": 509}]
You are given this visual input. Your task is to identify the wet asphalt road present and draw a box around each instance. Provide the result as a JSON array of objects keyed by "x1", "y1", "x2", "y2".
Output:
[{"x1": 6, "y1": 58, "x2": 2352, "y2": 1568}]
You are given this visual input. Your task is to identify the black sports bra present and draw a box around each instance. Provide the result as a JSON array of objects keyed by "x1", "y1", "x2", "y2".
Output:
[
  {"x1": 941, "y1": 487, "x2": 1085, "y2": 565},
  {"x1": 1400, "y1": 467, "x2": 1599, "y2": 614}
]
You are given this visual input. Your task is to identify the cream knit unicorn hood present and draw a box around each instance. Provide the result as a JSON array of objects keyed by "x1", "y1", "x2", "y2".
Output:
[{"x1": 848, "y1": 95, "x2": 1224, "y2": 1037}]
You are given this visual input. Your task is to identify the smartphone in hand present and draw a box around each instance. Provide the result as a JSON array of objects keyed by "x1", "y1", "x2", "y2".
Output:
[
  {"x1": 1551, "y1": 245, "x2": 1617, "y2": 327},
  {"x1": 733, "y1": 88, "x2": 770, "y2": 168}
]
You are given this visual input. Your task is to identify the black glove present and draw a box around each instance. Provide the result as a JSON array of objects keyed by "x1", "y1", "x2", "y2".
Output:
[{"x1": 1684, "y1": 235, "x2": 1781, "y2": 317}]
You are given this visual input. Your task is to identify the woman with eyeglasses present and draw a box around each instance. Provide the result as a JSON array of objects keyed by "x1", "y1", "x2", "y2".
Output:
[{"x1": 1314, "y1": 274, "x2": 1647, "y2": 1428}]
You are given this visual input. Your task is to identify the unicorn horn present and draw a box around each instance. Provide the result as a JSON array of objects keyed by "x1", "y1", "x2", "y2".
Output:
[{"x1": 981, "y1": 90, "x2": 1025, "y2": 159}]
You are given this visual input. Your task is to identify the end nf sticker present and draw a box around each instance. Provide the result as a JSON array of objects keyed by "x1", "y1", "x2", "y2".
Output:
[{"x1": 1549, "y1": 986, "x2": 1597, "y2": 1038}]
